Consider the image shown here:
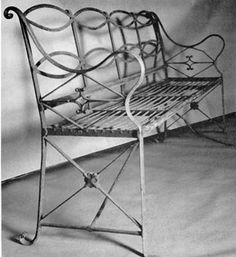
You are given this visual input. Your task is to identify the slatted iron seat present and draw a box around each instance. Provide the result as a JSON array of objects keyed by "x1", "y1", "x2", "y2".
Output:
[
  {"x1": 47, "y1": 77, "x2": 223, "y2": 138},
  {"x1": 4, "y1": 4, "x2": 225, "y2": 257}
]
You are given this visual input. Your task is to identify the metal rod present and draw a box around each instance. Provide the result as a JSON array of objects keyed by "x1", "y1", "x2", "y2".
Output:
[
  {"x1": 45, "y1": 137, "x2": 87, "y2": 177},
  {"x1": 107, "y1": 19, "x2": 121, "y2": 80},
  {"x1": 41, "y1": 223, "x2": 141, "y2": 236},
  {"x1": 83, "y1": 110, "x2": 118, "y2": 129},
  {"x1": 70, "y1": 10, "x2": 88, "y2": 89},
  {"x1": 134, "y1": 15, "x2": 149, "y2": 86},
  {"x1": 97, "y1": 143, "x2": 136, "y2": 175},
  {"x1": 167, "y1": 108, "x2": 191, "y2": 129},
  {"x1": 193, "y1": 81, "x2": 221, "y2": 104},
  {"x1": 95, "y1": 184, "x2": 141, "y2": 229},
  {"x1": 103, "y1": 111, "x2": 126, "y2": 129},
  {"x1": 42, "y1": 74, "x2": 79, "y2": 100},
  {"x1": 84, "y1": 74, "x2": 124, "y2": 98},
  {"x1": 221, "y1": 78, "x2": 226, "y2": 132},
  {"x1": 14, "y1": 136, "x2": 48, "y2": 245},
  {"x1": 91, "y1": 143, "x2": 138, "y2": 226},
  {"x1": 175, "y1": 113, "x2": 233, "y2": 146},
  {"x1": 43, "y1": 103, "x2": 85, "y2": 130},
  {"x1": 93, "y1": 110, "x2": 123, "y2": 129},
  {"x1": 41, "y1": 185, "x2": 86, "y2": 220},
  {"x1": 138, "y1": 129, "x2": 147, "y2": 257},
  {"x1": 197, "y1": 107, "x2": 224, "y2": 131}
]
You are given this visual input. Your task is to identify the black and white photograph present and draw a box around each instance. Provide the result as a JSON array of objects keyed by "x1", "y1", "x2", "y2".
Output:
[{"x1": 2, "y1": 0, "x2": 236, "y2": 256}]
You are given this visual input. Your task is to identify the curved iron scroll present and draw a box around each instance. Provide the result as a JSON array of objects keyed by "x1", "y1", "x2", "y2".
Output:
[
  {"x1": 4, "y1": 5, "x2": 155, "y2": 76},
  {"x1": 148, "y1": 12, "x2": 225, "y2": 77},
  {"x1": 4, "y1": 6, "x2": 117, "y2": 75},
  {"x1": 41, "y1": 51, "x2": 146, "y2": 130}
]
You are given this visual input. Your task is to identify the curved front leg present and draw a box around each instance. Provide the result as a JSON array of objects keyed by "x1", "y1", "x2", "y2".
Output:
[
  {"x1": 123, "y1": 53, "x2": 149, "y2": 256},
  {"x1": 14, "y1": 136, "x2": 47, "y2": 245}
]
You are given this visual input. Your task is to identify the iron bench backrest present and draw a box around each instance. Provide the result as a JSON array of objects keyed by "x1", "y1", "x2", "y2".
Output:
[
  {"x1": 4, "y1": 4, "x2": 225, "y2": 132},
  {"x1": 4, "y1": 5, "x2": 168, "y2": 99}
]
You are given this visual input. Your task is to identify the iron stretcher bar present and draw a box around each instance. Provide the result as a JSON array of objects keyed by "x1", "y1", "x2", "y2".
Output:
[{"x1": 40, "y1": 223, "x2": 142, "y2": 236}]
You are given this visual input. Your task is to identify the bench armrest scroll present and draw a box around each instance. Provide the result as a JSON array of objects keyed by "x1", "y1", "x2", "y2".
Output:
[
  {"x1": 151, "y1": 13, "x2": 225, "y2": 76},
  {"x1": 155, "y1": 12, "x2": 225, "y2": 60},
  {"x1": 124, "y1": 53, "x2": 145, "y2": 131}
]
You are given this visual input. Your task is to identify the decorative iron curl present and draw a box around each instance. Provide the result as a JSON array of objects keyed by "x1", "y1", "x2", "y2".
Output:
[
  {"x1": 166, "y1": 46, "x2": 223, "y2": 77},
  {"x1": 185, "y1": 55, "x2": 194, "y2": 70},
  {"x1": 149, "y1": 11, "x2": 225, "y2": 76},
  {"x1": 5, "y1": 6, "x2": 147, "y2": 77},
  {"x1": 82, "y1": 40, "x2": 160, "y2": 71},
  {"x1": 110, "y1": 10, "x2": 153, "y2": 29},
  {"x1": 35, "y1": 51, "x2": 82, "y2": 79},
  {"x1": 4, "y1": 6, "x2": 76, "y2": 74},
  {"x1": 134, "y1": 11, "x2": 153, "y2": 27},
  {"x1": 83, "y1": 47, "x2": 114, "y2": 69},
  {"x1": 24, "y1": 6, "x2": 72, "y2": 32},
  {"x1": 72, "y1": 8, "x2": 153, "y2": 30},
  {"x1": 124, "y1": 52, "x2": 145, "y2": 130},
  {"x1": 4, "y1": 5, "x2": 158, "y2": 77},
  {"x1": 5, "y1": 5, "x2": 153, "y2": 32},
  {"x1": 110, "y1": 10, "x2": 135, "y2": 28},
  {"x1": 140, "y1": 40, "x2": 160, "y2": 58},
  {"x1": 74, "y1": 7, "x2": 108, "y2": 30},
  {"x1": 4, "y1": 6, "x2": 19, "y2": 19},
  {"x1": 5, "y1": 5, "x2": 72, "y2": 32}
]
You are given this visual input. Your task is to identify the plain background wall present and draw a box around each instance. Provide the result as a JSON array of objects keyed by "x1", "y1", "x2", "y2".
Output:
[{"x1": 2, "y1": 0, "x2": 236, "y2": 181}]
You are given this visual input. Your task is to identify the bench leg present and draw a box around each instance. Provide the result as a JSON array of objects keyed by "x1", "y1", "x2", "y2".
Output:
[
  {"x1": 14, "y1": 135, "x2": 47, "y2": 245},
  {"x1": 175, "y1": 113, "x2": 233, "y2": 146},
  {"x1": 156, "y1": 121, "x2": 168, "y2": 143},
  {"x1": 165, "y1": 96, "x2": 232, "y2": 146},
  {"x1": 138, "y1": 130, "x2": 148, "y2": 257},
  {"x1": 13, "y1": 134, "x2": 151, "y2": 255}
]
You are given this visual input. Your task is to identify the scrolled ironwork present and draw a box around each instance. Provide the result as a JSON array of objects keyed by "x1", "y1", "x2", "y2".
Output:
[
  {"x1": 35, "y1": 51, "x2": 82, "y2": 79},
  {"x1": 24, "y1": 4, "x2": 72, "y2": 32},
  {"x1": 168, "y1": 54, "x2": 213, "y2": 72},
  {"x1": 5, "y1": 6, "x2": 127, "y2": 76},
  {"x1": 124, "y1": 52, "x2": 146, "y2": 130},
  {"x1": 4, "y1": 6, "x2": 227, "y2": 257},
  {"x1": 166, "y1": 45, "x2": 222, "y2": 77},
  {"x1": 4, "y1": 6, "x2": 15, "y2": 19},
  {"x1": 83, "y1": 47, "x2": 114, "y2": 69},
  {"x1": 82, "y1": 40, "x2": 159, "y2": 71},
  {"x1": 74, "y1": 7, "x2": 108, "y2": 30},
  {"x1": 110, "y1": 10, "x2": 153, "y2": 29},
  {"x1": 185, "y1": 55, "x2": 195, "y2": 71},
  {"x1": 4, "y1": 5, "x2": 161, "y2": 83},
  {"x1": 110, "y1": 10, "x2": 135, "y2": 28},
  {"x1": 152, "y1": 11, "x2": 225, "y2": 77}
]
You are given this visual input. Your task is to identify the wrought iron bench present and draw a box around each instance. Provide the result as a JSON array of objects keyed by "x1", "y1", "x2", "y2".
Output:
[{"x1": 4, "y1": 4, "x2": 225, "y2": 256}]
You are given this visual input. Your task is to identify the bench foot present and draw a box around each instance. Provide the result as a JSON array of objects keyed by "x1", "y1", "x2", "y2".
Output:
[
  {"x1": 155, "y1": 124, "x2": 167, "y2": 143},
  {"x1": 14, "y1": 137, "x2": 47, "y2": 246},
  {"x1": 14, "y1": 232, "x2": 37, "y2": 246},
  {"x1": 156, "y1": 132, "x2": 165, "y2": 143}
]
